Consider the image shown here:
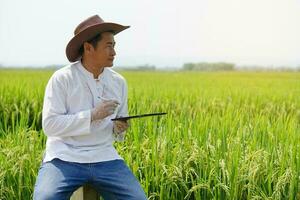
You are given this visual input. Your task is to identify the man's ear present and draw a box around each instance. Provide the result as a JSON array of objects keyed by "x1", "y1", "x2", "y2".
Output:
[{"x1": 83, "y1": 42, "x2": 93, "y2": 54}]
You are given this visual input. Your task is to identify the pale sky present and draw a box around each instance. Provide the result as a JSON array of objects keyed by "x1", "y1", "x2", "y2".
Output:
[{"x1": 1, "y1": 0, "x2": 300, "y2": 68}]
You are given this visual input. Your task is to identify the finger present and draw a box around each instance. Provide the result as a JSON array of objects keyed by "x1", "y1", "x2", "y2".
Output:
[
  {"x1": 101, "y1": 99, "x2": 113, "y2": 104},
  {"x1": 105, "y1": 107, "x2": 116, "y2": 113},
  {"x1": 117, "y1": 126, "x2": 124, "y2": 131},
  {"x1": 120, "y1": 123, "x2": 128, "y2": 129},
  {"x1": 105, "y1": 100, "x2": 120, "y2": 106},
  {"x1": 106, "y1": 109, "x2": 114, "y2": 115},
  {"x1": 123, "y1": 124, "x2": 129, "y2": 130},
  {"x1": 119, "y1": 123, "x2": 128, "y2": 130},
  {"x1": 105, "y1": 103, "x2": 119, "y2": 109},
  {"x1": 104, "y1": 102, "x2": 117, "y2": 107},
  {"x1": 114, "y1": 122, "x2": 125, "y2": 130},
  {"x1": 114, "y1": 125, "x2": 122, "y2": 133},
  {"x1": 114, "y1": 122, "x2": 123, "y2": 128},
  {"x1": 115, "y1": 121, "x2": 126, "y2": 127},
  {"x1": 124, "y1": 121, "x2": 130, "y2": 127},
  {"x1": 111, "y1": 99, "x2": 120, "y2": 105},
  {"x1": 105, "y1": 105, "x2": 118, "y2": 111}
]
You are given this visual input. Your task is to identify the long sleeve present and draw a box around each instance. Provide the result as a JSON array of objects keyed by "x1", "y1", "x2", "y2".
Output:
[
  {"x1": 117, "y1": 79, "x2": 128, "y2": 118},
  {"x1": 113, "y1": 79, "x2": 128, "y2": 141},
  {"x1": 42, "y1": 73, "x2": 91, "y2": 137}
]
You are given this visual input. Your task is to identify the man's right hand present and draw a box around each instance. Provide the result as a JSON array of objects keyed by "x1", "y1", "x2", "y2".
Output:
[{"x1": 91, "y1": 100, "x2": 119, "y2": 122}]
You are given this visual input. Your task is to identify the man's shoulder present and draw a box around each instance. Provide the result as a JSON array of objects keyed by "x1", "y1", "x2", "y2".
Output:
[
  {"x1": 106, "y1": 68, "x2": 126, "y2": 84},
  {"x1": 50, "y1": 62, "x2": 78, "y2": 81}
]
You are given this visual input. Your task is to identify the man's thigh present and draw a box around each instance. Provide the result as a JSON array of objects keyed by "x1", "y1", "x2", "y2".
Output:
[
  {"x1": 90, "y1": 159, "x2": 147, "y2": 200},
  {"x1": 33, "y1": 158, "x2": 89, "y2": 200}
]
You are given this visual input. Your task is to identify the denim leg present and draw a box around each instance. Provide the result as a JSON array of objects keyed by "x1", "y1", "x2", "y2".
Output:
[
  {"x1": 90, "y1": 159, "x2": 147, "y2": 200},
  {"x1": 33, "y1": 158, "x2": 89, "y2": 200}
]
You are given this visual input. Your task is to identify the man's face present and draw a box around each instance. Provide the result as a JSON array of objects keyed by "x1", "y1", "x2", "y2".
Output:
[{"x1": 89, "y1": 32, "x2": 116, "y2": 67}]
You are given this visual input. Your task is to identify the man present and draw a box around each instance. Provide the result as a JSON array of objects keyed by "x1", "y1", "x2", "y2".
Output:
[{"x1": 33, "y1": 15, "x2": 147, "y2": 200}]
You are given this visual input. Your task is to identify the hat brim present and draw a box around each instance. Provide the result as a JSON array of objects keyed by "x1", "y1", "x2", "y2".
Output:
[{"x1": 66, "y1": 23, "x2": 130, "y2": 62}]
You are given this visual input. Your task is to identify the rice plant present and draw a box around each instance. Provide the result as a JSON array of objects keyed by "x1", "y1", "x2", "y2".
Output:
[{"x1": 0, "y1": 69, "x2": 299, "y2": 199}]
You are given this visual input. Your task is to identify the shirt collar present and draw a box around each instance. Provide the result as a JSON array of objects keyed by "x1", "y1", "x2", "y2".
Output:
[{"x1": 77, "y1": 60, "x2": 106, "y2": 80}]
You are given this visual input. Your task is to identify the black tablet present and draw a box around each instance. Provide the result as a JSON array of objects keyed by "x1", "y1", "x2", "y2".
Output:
[{"x1": 111, "y1": 112, "x2": 167, "y2": 121}]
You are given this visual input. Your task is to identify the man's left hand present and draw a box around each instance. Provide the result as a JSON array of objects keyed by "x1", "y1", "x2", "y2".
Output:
[{"x1": 113, "y1": 120, "x2": 130, "y2": 134}]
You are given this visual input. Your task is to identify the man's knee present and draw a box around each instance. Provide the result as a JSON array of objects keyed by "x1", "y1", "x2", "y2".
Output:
[
  {"x1": 33, "y1": 186, "x2": 59, "y2": 200},
  {"x1": 134, "y1": 190, "x2": 147, "y2": 200},
  {"x1": 129, "y1": 185, "x2": 147, "y2": 200}
]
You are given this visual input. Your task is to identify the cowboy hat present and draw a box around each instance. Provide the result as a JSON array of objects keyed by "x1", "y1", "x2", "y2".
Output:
[{"x1": 66, "y1": 15, "x2": 130, "y2": 62}]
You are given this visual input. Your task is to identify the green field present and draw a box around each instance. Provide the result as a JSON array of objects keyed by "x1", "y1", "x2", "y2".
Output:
[{"x1": 0, "y1": 69, "x2": 299, "y2": 199}]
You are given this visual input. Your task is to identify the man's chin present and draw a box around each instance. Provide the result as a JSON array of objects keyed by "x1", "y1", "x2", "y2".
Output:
[{"x1": 107, "y1": 62, "x2": 113, "y2": 67}]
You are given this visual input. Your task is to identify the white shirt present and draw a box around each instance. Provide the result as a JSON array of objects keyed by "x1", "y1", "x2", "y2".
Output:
[{"x1": 42, "y1": 61, "x2": 128, "y2": 163}]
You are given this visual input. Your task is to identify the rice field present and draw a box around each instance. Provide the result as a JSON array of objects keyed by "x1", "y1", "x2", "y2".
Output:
[{"x1": 0, "y1": 69, "x2": 299, "y2": 200}]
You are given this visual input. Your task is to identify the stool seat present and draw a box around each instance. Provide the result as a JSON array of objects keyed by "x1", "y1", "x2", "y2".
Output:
[{"x1": 70, "y1": 185, "x2": 100, "y2": 200}]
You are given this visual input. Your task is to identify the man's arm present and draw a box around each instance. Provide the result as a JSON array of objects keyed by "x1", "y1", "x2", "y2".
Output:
[
  {"x1": 113, "y1": 78, "x2": 129, "y2": 141},
  {"x1": 117, "y1": 79, "x2": 128, "y2": 118},
  {"x1": 42, "y1": 73, "x2": 91, "y2": 137}
]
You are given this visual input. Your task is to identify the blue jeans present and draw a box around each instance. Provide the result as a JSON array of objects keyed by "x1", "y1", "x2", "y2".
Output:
[{"x1": 33, "y1": 158, "x2": 147, "y2": 200}]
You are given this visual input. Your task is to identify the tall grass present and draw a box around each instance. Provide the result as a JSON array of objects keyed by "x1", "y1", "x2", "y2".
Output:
[{"x1": 0, "y1": 69, "x2": 299, "y2": 199}]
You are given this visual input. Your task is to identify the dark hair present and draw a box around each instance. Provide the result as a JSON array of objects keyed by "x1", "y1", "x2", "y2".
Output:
[
  {"x1": 79, "y1": 31, "x2": 114, "y2": 56},
  {"x1": 78, "y1": 33, "x2": 102, "y2": 56}
]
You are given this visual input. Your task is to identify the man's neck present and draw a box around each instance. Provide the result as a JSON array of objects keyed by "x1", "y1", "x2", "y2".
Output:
[{"x1": 81, "y1": 58, "x2": 104, "y2": 79}]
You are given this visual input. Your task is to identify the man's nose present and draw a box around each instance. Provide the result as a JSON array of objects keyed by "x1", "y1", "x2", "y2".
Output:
[{"x1": 112, "y1": 48, "x2": 116, "y2": 56}]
